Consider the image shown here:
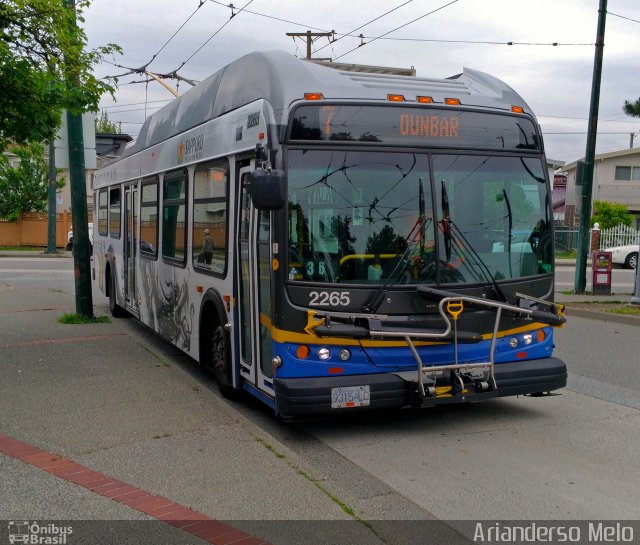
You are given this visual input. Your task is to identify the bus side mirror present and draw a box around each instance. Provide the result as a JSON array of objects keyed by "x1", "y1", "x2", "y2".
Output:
[{"x1": 248, "y1": 168, "x2": 286, "y2": 210}]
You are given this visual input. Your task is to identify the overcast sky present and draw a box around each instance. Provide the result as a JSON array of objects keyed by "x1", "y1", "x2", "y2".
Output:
[{"x1": 84, "y1": 0, "x2": 640, "y2": 165}]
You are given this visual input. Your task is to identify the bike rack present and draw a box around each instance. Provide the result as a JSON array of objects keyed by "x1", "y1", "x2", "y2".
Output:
[{"x1": 307, "y1": 291, "x2": 565, "y2": 404}]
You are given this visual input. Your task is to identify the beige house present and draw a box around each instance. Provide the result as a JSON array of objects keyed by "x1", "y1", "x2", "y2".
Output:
[
  {"x1": 54, "y1": 132, "x2": 132, "y2": 214},
  {"x1": 562, "y1": 147, "x2": 640, "y2": 228}
]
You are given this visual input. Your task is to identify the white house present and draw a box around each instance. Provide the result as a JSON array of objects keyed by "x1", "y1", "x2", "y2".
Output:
[{"x1": 561, "y1": 147, "x2": 640, "y2": 228}]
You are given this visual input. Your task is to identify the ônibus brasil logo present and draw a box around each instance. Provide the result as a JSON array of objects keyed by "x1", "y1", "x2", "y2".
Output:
[{"x1": 7, "y1": 522, "x2": 72, "y2": 545}]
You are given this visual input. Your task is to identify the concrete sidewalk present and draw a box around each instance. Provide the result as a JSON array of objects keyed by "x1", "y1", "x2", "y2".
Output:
[{"x1": 0, "y1": 261, "x2": 440, "y2": 545}]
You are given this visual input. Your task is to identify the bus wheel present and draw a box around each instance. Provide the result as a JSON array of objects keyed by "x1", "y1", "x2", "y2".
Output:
[
  {"x1": 210, "y1": 324, "x2": 241, "y2": 400},
  {"x1": 108, "y1": 272, "x2": 128, "y2": 318}
]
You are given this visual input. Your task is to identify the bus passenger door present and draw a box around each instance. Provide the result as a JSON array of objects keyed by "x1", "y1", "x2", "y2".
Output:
[
  {"x1": 237, "y1": 165, "x2": 274, "y2": 395},
  {"x1": 124, "y1": 185, "x2": 139, "y2": 316}
]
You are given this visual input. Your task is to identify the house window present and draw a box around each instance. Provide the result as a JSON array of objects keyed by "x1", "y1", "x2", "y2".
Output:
[
  {"x1": 615, "y1": 166, "x2": 631, "y2": 181},
  {"x1": 616, "y1": 166, "x2": 640, "y2": 181}
]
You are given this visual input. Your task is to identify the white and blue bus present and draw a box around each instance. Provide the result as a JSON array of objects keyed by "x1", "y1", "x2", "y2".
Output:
[{"x1": 93, "y1": 51, "x2": 566, "y2": 418}]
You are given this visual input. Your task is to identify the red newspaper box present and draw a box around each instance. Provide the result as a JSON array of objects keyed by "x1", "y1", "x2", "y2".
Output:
[{"x1": 592, "y1": 250, "x2": 612, "y2": 295}]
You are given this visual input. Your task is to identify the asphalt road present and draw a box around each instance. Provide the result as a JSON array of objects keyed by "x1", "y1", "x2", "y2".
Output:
[
  {"x1": 3, "y1": 254, "x2": 640, "y2": 524},
  {"x1": 0, "y1": 255, "x2": 76, "y2": 293}
]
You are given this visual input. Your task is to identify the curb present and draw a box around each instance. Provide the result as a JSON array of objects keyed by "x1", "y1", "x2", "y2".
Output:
[
  {"x1": 563, "y1": 305, "x2": 640, "y2": 327},
  {"x1": 0, "y1": 251, "x2": 72, "y2": 258}
]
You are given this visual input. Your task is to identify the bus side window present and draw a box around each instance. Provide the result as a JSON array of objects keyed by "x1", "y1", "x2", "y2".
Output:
[
  {"x1": 162, "y1": 170, "x2": 187, "y2": 263},
  {"x1": 109, "y1": 187, "x2": 121, "y2": 238}
]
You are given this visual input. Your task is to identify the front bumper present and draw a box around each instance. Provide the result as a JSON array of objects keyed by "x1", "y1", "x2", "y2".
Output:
[{"x1": 274, "y1": 357, "x2": 567, "y2": 418}]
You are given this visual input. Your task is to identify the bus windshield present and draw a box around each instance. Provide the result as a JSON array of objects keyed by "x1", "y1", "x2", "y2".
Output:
[{"x1": 287, "y1": 149, "x2": 552, "y2": 286}]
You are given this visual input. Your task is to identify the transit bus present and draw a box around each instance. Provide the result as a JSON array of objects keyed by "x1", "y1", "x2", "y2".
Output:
[{"x1": 93, "y1": 51, "x2": 567, "y2": 418}]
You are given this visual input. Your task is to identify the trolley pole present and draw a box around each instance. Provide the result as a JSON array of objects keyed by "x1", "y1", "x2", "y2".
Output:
[
  {"x1": 64, "y1": 0, "x2": 93, "y2": 317},
  {"x1": 574, "y1": 0, "x2": 607, "y2": 294}
]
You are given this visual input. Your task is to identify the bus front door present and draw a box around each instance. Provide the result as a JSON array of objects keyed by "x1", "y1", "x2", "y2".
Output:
[
  {"x1": 237, "y1": 165, "x2": 274, "y2": 397},
  {"x1": 124, "y1": 185, "x2": 139, "y2": 316}
]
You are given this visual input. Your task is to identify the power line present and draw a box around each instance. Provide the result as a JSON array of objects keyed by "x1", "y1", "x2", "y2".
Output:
[
  {"x1": 543, "y1": 131, "x2": 637, "y2": 135},
  {"x1": 362, "y1": 36, "x2": 592, "y2": 46},
  {"x1": 176, "y1": 0, "x2": 255, "y2": 71},
  {"x1": 333, "y1": 0, "x2": 462, "y2": 61},
  {"x1": 539, "y1": 114, "x2": 640, "y2": 124},
  {"x1": 101, "y1": 106, "x2": 163, "y2": 115},
  {"x1": 207, "y1": 0, "x2": 329, "y2": 32},
  {"x1": 313, "y1": 0, "x2": 415, "y2": 55},
  {"x1": 100, "y1": 1, "x2": 207, "y2": 77},
  {"x1": 99, "y1": 99, "x2": 172, "y2": 110},
  {"x1": 101, "y1": 0, "x2": 254, "y2": 91},
  {"x1": 110, "y1": 120, "x2": 146, "y2": 125},
  {"x1": 147, "y1": 0, "x2": 207, "y2": 69},
  {"x1": 608, "y1": 11, "x2": 640, "y2": 25}
]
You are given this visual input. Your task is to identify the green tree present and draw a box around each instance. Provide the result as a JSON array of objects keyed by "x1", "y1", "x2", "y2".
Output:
[
  {"x1": 0, "y1": 0, "x2": 120, "y2": 147},
  {"x1": 366, "y1": 225, "x2": 398, "y2": 254},
  {"x1": 590, "y1": 200, "x2": 633, "y2": 230},
  {"x1": 623, "y1": 98, "x2": 640, "y2": 118},
  {"x1": 0, "y1": 143, "x2": 65, "y2": 221},
  {"x1": 95, "y1": 110, "x2": 120, "y2": 133}
]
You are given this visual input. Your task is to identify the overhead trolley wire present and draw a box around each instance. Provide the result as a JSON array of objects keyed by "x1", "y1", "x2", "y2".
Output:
[
  {"x1": 608, "y1": 11, "x2": 640, "y2": 25},
  {"x1": 176, "y1": 0, "x2": 255, "y2": 71},
  {"x1": 333, "y1": 0, "x2": 462, "y2": 61},
  {"x1": 312, "y1": 0, "x2": 415, "y2": 56},
  {"x1": 101, "y1": 0, "x2": 207, "y2": 77},
  {"x1": 147, "y1": 0, "x2": 207, "y2": 69},
  {"x1": 365, "y1": 36, "x2": 592, "y2": 46},
  {"x1": 99, "y1": 99, "x2": 172, "y2": 110},
  {"x1": 207, "y1": 0, "x2": 329, "y2": 32}
]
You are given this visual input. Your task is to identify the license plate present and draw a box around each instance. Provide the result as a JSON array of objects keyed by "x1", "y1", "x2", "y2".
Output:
[{"x1": 331, "y1": 385, "x2": 370, "y2": 409}]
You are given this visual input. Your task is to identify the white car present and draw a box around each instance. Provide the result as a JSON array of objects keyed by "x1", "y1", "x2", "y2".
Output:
[
  {"x1": 603, "y1": 244, "x2": 638, "y2": 269},
  {"x1": 67, "y1": 224, "x2": 94, "y2": 251}
]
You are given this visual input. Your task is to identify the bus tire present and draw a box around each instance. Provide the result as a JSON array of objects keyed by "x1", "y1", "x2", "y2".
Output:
[
  {"x1": 210, "y1": 324, "x2": 241, "y2": 400},
  {"x1": 108, "y1": 270, "x2": 128, "y2": 318}
]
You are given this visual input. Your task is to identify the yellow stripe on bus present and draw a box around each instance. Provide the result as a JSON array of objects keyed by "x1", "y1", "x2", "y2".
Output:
[{"x1": 261, "y1": 312, "x2": 548, "y2": 347}]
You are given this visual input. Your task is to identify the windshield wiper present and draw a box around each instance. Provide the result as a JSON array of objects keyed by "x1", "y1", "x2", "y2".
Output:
[
  {"x1": 441, "y1": 180, "x2": 451, "y2": 262},
  {"x1": 502, "y1": 189, "x2": 513, "y2": 278},
  {"x1": 362, "y1": 177, "x2": 429, "y2": 313},
  {"x1": 440, "y1": 181, "x2": 507, "y2": 303},
  {"x1": 361, "y1": 216, "x2": 431, "y2": 313}
]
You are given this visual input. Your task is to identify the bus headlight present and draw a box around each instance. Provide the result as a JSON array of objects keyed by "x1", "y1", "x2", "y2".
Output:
[
  {"x1": 508, "y1": 337, "x2": 519, "y2": 348},
  {"x1": 318, "y1": 347, "x2": 331, "y2": 361},
  {"x1": 523, "y1": 334, "x2": 533, "y2": 346},
  {"x1": 338, "y1": 349, "x2": 351, "y2": 361}
]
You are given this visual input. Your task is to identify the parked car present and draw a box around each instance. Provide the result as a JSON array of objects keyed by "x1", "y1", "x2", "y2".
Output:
[
  {"x1": 66, "y1": 224, "x2": 94, "y2": 252},
  {"x1": 603, "y1": 244, "x2": 638, "y2": 269}
]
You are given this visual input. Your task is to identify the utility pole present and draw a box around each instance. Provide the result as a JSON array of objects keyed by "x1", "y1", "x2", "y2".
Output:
[
  {"x1": 46, "y1": 140, "x2": 57, "y2": 254},
  {"x1": 64, "y1": 0, "x2": 93, "y2": 317},
  {"x1": 574, "y1": 0, "x2": 607, "y2": 294},
  {"x1": 286, "y1": 31, "x2": 333, "y2": 60}
]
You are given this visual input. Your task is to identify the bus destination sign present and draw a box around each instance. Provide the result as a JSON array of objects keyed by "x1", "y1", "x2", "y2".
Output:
[
  {"x1": 399, "y1": 113, "x2": 458, "y2": 139},
  {"x1": 289, "y1": 105, "x2": 539, "y2": 151}
]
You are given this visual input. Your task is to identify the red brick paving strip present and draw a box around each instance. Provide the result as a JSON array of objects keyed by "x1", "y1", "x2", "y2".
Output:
[
  {"x1": 0, "y1": 433, "x2": 270, "y2": 545},
  {"x1": 0, "y1": 333, "x2": 128, "y2": 350}
]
